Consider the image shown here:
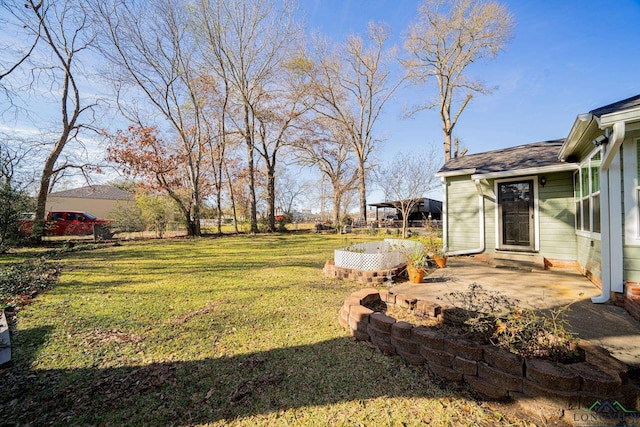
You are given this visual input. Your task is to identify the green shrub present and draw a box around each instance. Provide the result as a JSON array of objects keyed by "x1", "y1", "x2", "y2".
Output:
[
  {"x1": 0, "y1": 183, "x2": 33, "y2": 246},
  {"x1": 0, "y1": 258, "x2": 61, "y2": 309},
  {"x1": 276, "y1": 212, "x2": 294, "y2": 231},
  {"x1": 109, "y1": 201, "x2": 146, "y2": 232}
]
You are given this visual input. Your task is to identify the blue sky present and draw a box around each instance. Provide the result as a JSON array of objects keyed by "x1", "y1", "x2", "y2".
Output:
[
  {"x1": 4, "y1": 0, "x2": 640, "y2": 208},
  {"x1": 299, "y1": 0, "x2": 640, "y2": 164}
]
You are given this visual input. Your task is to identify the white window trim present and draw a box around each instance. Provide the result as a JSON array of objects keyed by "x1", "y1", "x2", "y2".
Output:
[
  {"x1": 574, "y1": 147, "x2": 602, "y2": 240},
  {"x1": 623, "y1": 138, "x2": 640, "y2": 246},
  {"x1": 493, "y1": 176, "x2": 540, "y2": 252}
]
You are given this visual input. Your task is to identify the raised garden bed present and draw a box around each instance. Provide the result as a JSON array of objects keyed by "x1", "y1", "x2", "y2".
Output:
[
  {"x1": 324, "y1": 239, "x2": 421, "y2": 285},
  {"x1": 334, "y1": 239, "x2": 417, "y2": 271},
  {"x1": 339, "y1": 288, "x2": 639, "y2": 417}
]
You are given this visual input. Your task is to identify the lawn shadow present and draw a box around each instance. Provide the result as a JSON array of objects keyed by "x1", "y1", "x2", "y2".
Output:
[
  {"x1": 1, "y1": 334, "x2": 463, "y2": 425},
  {"x1": 3, "y1": 325, "x2": 53, "y2": 367}
]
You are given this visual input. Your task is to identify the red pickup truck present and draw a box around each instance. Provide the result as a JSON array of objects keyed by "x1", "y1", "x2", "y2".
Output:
[{"x1": 19, "y1": 211, "x2": 112, "y2": 237}]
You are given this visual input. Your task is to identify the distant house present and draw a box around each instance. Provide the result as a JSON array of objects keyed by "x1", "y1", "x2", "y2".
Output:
[
  {"x1": 436, "y1": 94, "x2": 640, "y2": 317},
  {"x1": 46, "y1": 185, "x2": 134, "y2": 218}
]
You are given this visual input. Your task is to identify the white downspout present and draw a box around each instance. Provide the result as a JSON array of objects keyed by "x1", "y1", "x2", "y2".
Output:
[
  {"x1": 446, "y1": 178, "x2": 486, "y2": 256},
  {"x1": 593, "y1": 167, "x2": 612, "y2": 303},
  {"x1": 441, "y1": 177, "x2": 448, "y2": 250},
  {"x1": 592, "y1": 121, "x2": 625, "y2": 303}
]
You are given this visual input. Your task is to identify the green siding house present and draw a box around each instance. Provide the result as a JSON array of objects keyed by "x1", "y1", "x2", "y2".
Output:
[{"x1": 436, "y1": 94, "x2": 640, "y2": 315}]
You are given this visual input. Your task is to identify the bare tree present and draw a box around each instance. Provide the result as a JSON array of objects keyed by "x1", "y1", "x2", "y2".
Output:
[
  {"x1": 305, "y1": 23, "x2": 402, "y2": 223},
  {"x1": 404, "y1": 0, "x2": 513, "y2": 162},
  {"x1": 193, "y1": 0, "x2": 300, "y2": 233},
  {"x1": 0, "y1": 3, "x2": 40, "y2": 103},
  {"x1": 0, "y1": 139, "x2": 33, "y2": 189},
  {"x1": 275, "y1": 168, "x2": 311, "y2": 216},
  {"x1": 196, "y1": 73, "x2": 235, "y2": 235},
  {"x1": 376, "y1": 150, "x2": 440, "y2": 238},
  {"x1": 1, "y1": 0, "x2": 97, "y2": 240},
  {"x1": 294, "y1": 119, "x2": 359, "y2": 226},
  {"x1": 254, "y1": 72, "x2": 310, "y2": 231},
  {"x1": 341, "y1": 187, "x2": 360, "y2": 220},
  {"x1": 92, "y1": 0, "x2": 208, "y2": 236}
]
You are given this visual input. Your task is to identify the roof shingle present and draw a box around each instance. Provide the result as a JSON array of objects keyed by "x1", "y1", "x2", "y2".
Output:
[
  {"x1": 49, "y1": 185, "x2": 134, "y2": 201},
  {"x1": 589, "y1": 94, "x2": 640, "y2": 117},
  {"x1": 438, "y1": 139, "x2": 566, "y2": 175}
]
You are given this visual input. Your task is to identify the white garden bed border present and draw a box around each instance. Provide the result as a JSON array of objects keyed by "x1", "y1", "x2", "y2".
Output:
[{"x1": 334, "y1": 239, "x2": 422, "y2": 271}]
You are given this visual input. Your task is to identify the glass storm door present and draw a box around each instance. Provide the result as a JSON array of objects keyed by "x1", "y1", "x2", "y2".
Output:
[{"x1": 498, "y1": 180, "x2": 534, "y2": 250}]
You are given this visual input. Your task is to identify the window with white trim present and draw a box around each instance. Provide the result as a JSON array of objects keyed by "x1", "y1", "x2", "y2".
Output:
[
  {"x1": 574, "y1": 149, "x2": 601, "y2": 234},
  {"x1": 623, "y1": 138, "x2": 640, "y2": 245},
  {"x1": 636, "y1": 141, "x2": 640, "y2": 237}
]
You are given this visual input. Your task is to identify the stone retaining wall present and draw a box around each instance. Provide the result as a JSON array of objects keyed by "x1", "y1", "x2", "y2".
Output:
[
  {"x1": 323, "y1": 260, "x2": 405, "y2": 285},
  {"x1": 340, "y1": 288, "x2": 639, "y2": 414},
  {"x1": 625, "y1": 282, "x2": 640, "y2": 322}
]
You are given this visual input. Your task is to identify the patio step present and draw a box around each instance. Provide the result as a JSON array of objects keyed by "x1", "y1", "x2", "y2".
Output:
[{"x1": 488, "y1": 253, "x2": 545, "y2": 271}]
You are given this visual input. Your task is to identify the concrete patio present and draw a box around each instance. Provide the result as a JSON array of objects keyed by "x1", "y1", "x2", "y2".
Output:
[{"x1": 391, "y1": 256, "x2": 640, "y2": 367}]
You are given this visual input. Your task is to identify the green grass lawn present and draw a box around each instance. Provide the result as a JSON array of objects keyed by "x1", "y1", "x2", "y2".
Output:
[{"x1": 1, "y1": 233, "x2": 535, "y2": 426}]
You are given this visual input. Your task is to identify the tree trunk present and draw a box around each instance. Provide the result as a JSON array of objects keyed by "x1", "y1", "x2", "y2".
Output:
[
  {"x1": 400, "y1": 202, "x2": 418, "y2": 238},
  {"x1": 401, "y1": 215, "x2": 408, "y2": 239},
  {"x1": 211, "y1": 161, "x2": 223, "y2": 233},
  {"x1": 180, "y1": 205, "x2": 195, "y2": 236},
  {"x1": 32, "y1": 134, "x2": 69, "y2": 242},
  {"x1": 443, "y1": 129, "x2": 452, "y2": 162},
  {"x1": 224, "y1": 162, "x2": 239, "y2": 234},
  {"x1": 244, "y1": 104, "x2": 259, "y2": 234},
  {"x1": 32, "y1": 173, "x2": 51, "y2": 242},
  {"x1": 185, "y1": 219, "x2": 195, "y2": 236},
  {"x1": 216, "y1": 86, "x2": 229, "y2": 236},
  {"x1": 332, "y1": 184, "x2": 342, "y2": 227},
  {"x1": 358, "y1": 162, "x2": 367, "y2": 223},
  {"x1": 212, "y1": 149, "x2": 224, "y2": 235},
  {"x1": 190, "y1": 201, "x2": 201, "y2": 237},
  {"x1": 266, "y1": 164, "x2": 276, "y2": 232},
  {"x1": 161, "y1": 182, "x2": 196, "y2": 237},
  {"x1": 441, "y1": 96, "x2": 453, "y2": 162},
  {"x1": 216, "y1": 189, "x2": 223, "y2": 235}
]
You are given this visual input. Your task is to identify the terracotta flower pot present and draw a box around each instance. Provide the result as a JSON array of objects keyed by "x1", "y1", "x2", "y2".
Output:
[
  {"x1": 434, "y1": 255, "x2": 447, "y2": 268},
  {"x1": 407, "y1": 265, "x2": 425, "y2": 283}
]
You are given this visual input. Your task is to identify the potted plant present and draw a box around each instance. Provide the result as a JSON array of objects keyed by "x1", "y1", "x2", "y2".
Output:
[
  {"x1": 418, "y1": 227, "x2": 446, "y2": 268},
  {"x1": 405, "y1": 240, "x2": 429, "y2": 283},
  {"x1": 433, "y1": 248, "x2": 448, "y2": 268}
]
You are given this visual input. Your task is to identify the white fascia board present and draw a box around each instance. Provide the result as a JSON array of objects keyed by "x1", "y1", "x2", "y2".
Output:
[
  {"x1": 559, "y1": 114, "x2": 594, "y2": 160},
  {"x1": 599, "y1": 106, "x2": 640, "y2": 128},
  {"x1": 435, "y1": 168, "x2": 476, "y2": 178},
  {"x1": 471, "y1": 163, "x2": 579, "y2": 180}
]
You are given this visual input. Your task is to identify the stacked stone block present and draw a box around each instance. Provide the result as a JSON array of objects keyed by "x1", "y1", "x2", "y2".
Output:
[
  {"x1": 340, "y1": 288, "x2": 638, "y2": 413},
  {"x1": 323, "y1": 261, "x2": 405, "y2": 285},
  {"x1": 625, "y1": 282, "x2": 640, "y2": 321},
  {"x1": 369, "y1": 313, "x2": 396, "y2": 355}
]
